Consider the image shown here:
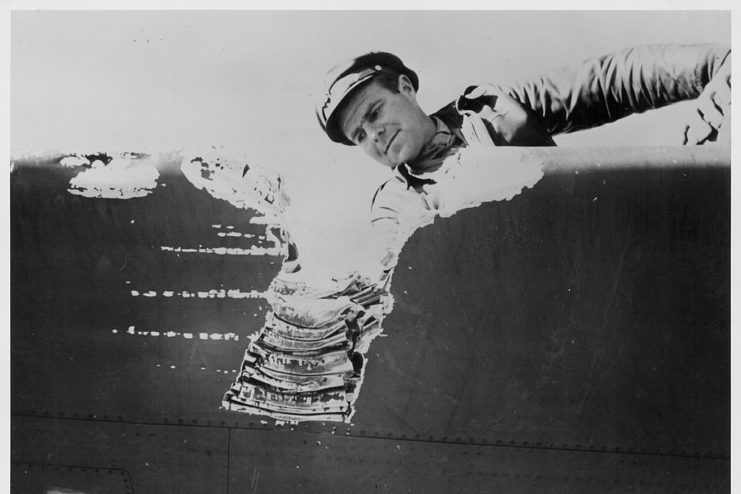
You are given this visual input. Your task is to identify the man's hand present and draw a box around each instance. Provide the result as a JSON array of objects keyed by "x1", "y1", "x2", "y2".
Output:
[
  {"x1": 456, "y1": 84, "x2": 556, "y2": 147},
  {"x1": 684, "y1": 54, "x2": 731, "y2": 145}
]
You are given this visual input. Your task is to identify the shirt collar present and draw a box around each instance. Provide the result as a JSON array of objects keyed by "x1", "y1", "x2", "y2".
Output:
[{"x1": 393, "y1": 117, "x2": 465, "y2": 189}]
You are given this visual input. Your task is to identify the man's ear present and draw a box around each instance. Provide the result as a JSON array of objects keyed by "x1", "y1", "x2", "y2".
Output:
[{"x1": 397, "y1": 74, "x2": 417, "y2": 101}]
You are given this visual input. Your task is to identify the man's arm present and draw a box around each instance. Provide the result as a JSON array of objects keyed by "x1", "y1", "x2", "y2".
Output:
[{"x1": 498, "y1": 43, "x2": 730, "y2": 138}]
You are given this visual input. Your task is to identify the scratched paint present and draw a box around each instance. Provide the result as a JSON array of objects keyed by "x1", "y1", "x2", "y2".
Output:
[
  {"x1": 66, "y1": 152, "x2": 161, "y2": 199},
  {"x1": 38, "y1": 147, "x2": 540, "y2": 423},
  {"x1": 222, "y1": 146, "x2": 542, "y2": 423},
  {"x1": 212, "y1": 224, "x2": 262, "y2": 239},
  {"x1": 128, "y1": 288, "x2": 267, "y2": 300},
  {"x1": 59, "y1": 154, "x2": 91, "y2": 168},
  {"x1": 180, "y1": 154, "x2": 290, "y2": 224},
  {"x1": 433, "y1": 146, "x2": 543, "y2": 217},
  {"x1": 171, "y1": 155, "x2": 295, "y2": 264},
  {"x1": 112, "y1": 326, "x2": 241, "y2": 341},
  {"x1": 160, "y1": 245, "x2": 283, "y2": 256},
  {"x1": 216, "y1": 231, "x2": 261, "y2": 238}
]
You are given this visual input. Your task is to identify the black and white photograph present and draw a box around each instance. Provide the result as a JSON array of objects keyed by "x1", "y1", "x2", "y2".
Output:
[{"x1": 7, "y1": 5, "x2": 733, "y2": 493}]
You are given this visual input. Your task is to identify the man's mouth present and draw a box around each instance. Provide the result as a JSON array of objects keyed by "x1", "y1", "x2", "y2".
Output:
[{"x1": 384, "y1": 131, "x2": 400, "y2": 154}]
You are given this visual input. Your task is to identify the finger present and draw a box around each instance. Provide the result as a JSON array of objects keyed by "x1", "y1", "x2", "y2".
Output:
[
  {"x1": 710, "y1": 84, "x2": 731, "y2": 112},
  {"x1": 463, "y1": 83, "x2": 494, "y2": 100},
  {"x1": 697, "y1": 96, "x2": 724, "y2": 130},
  {"x1": 684, "y1": 111, "x2": 714, "y2": 145},
  {"x1": 717, "y1": 122, "x2": 731, "y2": 144},
  {"x1": 716, "y1": 107, "x2": 732, "y2": 145}
]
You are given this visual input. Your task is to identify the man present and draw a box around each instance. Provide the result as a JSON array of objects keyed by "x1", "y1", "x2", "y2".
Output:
[{"x1": 316, "y1": 44, "x2": 731, "y2": 266}]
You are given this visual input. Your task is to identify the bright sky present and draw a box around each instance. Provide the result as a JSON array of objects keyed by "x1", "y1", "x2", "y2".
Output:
[{"x1": 9, "y1": 10, "x2": 732, "y2": 272}]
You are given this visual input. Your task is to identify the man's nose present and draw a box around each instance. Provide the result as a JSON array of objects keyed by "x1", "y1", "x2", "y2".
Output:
[{"x1": 367, "y1": 123, "x2": 385, "y2": 142}]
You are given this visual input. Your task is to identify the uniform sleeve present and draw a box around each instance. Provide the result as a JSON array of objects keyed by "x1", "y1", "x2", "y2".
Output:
[
  {"x1": 498, "y1": 44, "x2": 731, "y2": 135},
  {"x1": 456, "y1": 85, "x2": 557, "y2": 146}
]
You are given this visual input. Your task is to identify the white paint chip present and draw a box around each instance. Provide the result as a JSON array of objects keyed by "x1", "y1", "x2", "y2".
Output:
[{"x1": 67, "y1": 155, "x2": 160, "y2": 199}]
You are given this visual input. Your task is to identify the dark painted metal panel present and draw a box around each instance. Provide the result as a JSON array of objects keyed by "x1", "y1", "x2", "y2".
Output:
[
  {"x1": 229, "y1": 428, "x2": 728, "y2": 493},
  {"x1": 351, "y1": 164, "x2": 729, "y2": 459},
  {"x1": 11, "y1": 161, "x2": 279, "y2": 425},
  {"x1": 12, "y1": 416, "x2": 230, "y2": 494},
  {"x1": 11, "y1": 149, "x2": 730, "y2": 491},
  {"x1": 12, "y1": 462, "x2": 132, "y2": 494}
]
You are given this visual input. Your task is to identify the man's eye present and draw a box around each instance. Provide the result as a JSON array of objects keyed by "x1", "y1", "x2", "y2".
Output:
[
  {"x1": 356, "y1": 130, "x2": 366, "y2": 143},
  {"x1": 369, "y1": 107, "x2": 380, "y2": 121}
]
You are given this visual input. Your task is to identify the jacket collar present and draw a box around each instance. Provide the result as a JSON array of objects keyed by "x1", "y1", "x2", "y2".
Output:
[{"x1": 393, "y1": 116, "x2": 465, "y2": 190}]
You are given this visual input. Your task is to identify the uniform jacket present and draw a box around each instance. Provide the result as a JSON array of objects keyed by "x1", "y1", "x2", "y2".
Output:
[{"x1": 370, "y1": 43, "x2": 731, "y2": 259}]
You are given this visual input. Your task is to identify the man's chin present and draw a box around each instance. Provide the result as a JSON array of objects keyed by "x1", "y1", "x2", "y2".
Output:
[
  {"x1": 391, "y1": 144, "x2": 421, "y2": 168},
  {"x1": 382, "y1": 152, "x2": 405, "y2": 169}
]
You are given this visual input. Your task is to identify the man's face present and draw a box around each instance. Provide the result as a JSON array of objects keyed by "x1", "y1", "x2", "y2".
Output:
[{"x1": 339, "y1": 75, "x2": 434, "y2": 169}]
